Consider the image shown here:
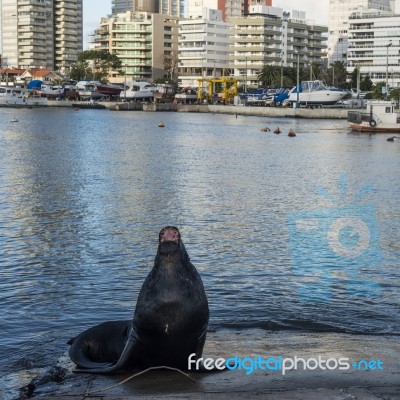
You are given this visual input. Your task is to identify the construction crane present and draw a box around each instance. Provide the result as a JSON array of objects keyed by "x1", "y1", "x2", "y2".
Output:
[{"x1": 197, "y1": 77, "x2": 238, "y2": 104}]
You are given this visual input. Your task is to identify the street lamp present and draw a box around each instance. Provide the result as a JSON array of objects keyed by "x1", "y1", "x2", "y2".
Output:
[
  {"x1": 296, "y1": 53, "x2": 300, "y2": 108},
  {"x1": 245, "y1": 57, "x2": 248, "y2": 94},
  {"x1": 124, "y1": 64, "x2": 127, "y2": 101},
  {"x1": 385, "y1": 41, "x2": 392, "y2": 100},
  {"x1": 356, "y1": 66, "x2": 360, "y2": 96}
]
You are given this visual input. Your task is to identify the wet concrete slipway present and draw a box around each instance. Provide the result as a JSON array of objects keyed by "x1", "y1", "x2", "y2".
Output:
[{"x1": 2, "y1": 330, "x2": 399, "y2": 400}]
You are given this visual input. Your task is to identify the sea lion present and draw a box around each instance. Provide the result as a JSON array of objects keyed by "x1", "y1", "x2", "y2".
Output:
[{"x1": 68, "y1": 226, "x2": 209, "y2": 374}]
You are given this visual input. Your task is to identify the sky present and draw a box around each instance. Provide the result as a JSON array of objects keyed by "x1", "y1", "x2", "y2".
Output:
[{"x1": 82, "y1": 0, "x2": 331, "y2": 48}]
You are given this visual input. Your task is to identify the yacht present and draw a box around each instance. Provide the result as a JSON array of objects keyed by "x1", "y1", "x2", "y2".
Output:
[
  {"x1": 284, "y1": 80, "x2": 348, "y2": 107},
  {"x1": 122, "y1": 81, "x2": 156, "y2": 101},
  {"x1": 0, "y1": 87, "x2": 48, "y2": 106}
]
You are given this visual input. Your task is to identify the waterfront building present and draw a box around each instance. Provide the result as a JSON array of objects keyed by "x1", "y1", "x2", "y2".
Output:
[
  {"x1": 92, "y1": 11, "x2": 179, "y2": 83},
  {"x1": 0, "y1": 0, "x2": 83, "y2": 72},
  {"x1": 244, "y1": 0, "x2": 271, "y2": 14},
  {"x1": 112, "y1": 0, "x2": 159, "y2": 14},
  {"x1": 327, "y1": 0, "x2": 392, "y2": 64},
  {"x1": 229, "y1": 6, "x2": 327, "y2": 88},
  {"x1": 347, "y1": 10, "x2": 400, "y2": 89},
  {"x1": 159, "y1": 0, "x2": 185, "y2": 17},
  {"x1": 188, "y1": 0, "x2": 245, "y2": 21},
  {"x1": 178, "y1": 8, "x2": 231, "y2": 87}
]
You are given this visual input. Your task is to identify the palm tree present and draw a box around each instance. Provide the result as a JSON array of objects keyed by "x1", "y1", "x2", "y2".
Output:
[{"x1": 257, "y1": 65, "x2": 280, "y2": 86}]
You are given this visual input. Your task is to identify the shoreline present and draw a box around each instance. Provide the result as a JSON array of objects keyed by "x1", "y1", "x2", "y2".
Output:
[
  {"x1": 3, "y1": 330, "x2": 398, "y2": 399},
  {"x1": 2, "y1": 100, "x2": 353, "y2": 119}
]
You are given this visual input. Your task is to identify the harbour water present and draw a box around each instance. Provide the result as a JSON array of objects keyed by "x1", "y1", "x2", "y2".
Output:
[{"x1": 0, "y1": 108, "x2": 399, "y2": 378}]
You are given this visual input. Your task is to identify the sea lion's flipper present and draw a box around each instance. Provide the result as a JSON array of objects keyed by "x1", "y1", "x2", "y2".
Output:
[
  {"x1": 73, "y1": 325, "x2": 138, "y2": 374},
  {"x1": 69, "y1": 321, "x2": 137, "y2": 374}
]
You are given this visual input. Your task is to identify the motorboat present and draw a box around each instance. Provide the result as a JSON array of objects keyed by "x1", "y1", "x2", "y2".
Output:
[
  {"x1": 0, "y1": 87, "x2": 48, "y2": 106},
  {"x1": 95, "y1": 83, "x2": 123, "y2": 96},
  {"x1": 75, "y1": 81, "x2": 103, "y2": 100},
  {"x1": 40, "y1": 84, "x2": 65, "y2": 98},
  {"x1": 75, "y1": 81, "x2": 122, "y2": 99},
  {"x1": 284, "y1": 80, "x2": 348, "y2": 107},
  {"x1": 153, "y1": 84, "x2": 176, "y2": 103},
  {"x1": 348, "y1": 101, "x2": 400, "y2": 133},
  {"x1": 175, "y1": 87, "x2": 198, "y2": 104},
  {"x1": 122, "y1": 81, "x2": 156, "y2": 101}
]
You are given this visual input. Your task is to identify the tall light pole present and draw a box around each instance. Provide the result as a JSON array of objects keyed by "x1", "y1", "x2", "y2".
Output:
[
  {"x1": 124, "y1": 64, "x2": 127, "y2": 101},
  {"x1": 296, "y1": 53, "x2": 300, "y2": 108},
  {"x1": 385, "y1": 41, "x2": 392, "y2": 100},
  {"x1": 245, "y1": 57, "x2": 248, "y2": 93}
]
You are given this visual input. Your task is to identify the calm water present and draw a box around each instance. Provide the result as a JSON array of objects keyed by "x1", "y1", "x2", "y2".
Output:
[{"x1": 0, "y1": 107, "x2": 399, "y2": 375}]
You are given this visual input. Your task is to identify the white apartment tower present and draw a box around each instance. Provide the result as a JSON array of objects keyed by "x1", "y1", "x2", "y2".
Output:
[
  {"x1": 327, "y1": 0, "x2": 392, "y2": 64},
  {"x1": 188, "y1": 0, "x2": 245, "y2": 21},
  {"x1": 347, "y1": 10, "x2": 400, "y2": 88},
  {"x1": 112, "y1": 0, "x2": 159, "y2": 14},
  {"x1": 159, "y1": 0, "x2": 185, "y2": 17},
  {"x1": 178, "y1": 8, "x2": 231, "y2": 86},
  {"x1": 230, "y1": 6, "x2": 327, "y2": 88},
  {"x1": 92, "y1": 11, "x2": 180, "y2": 82},
  {"x1": 0, "y1": 0, "x2": 83, "y2": 71}
]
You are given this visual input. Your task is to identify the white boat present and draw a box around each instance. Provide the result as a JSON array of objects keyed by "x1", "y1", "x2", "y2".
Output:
[
  {"x1": 348, "y1": 100, "x2": 400, "y2": 133},
  {"x1": 0, "y1": 87, "x2": 48, "y2": 106},
  {"x1": 40, "y1": 84, "x2": 65, "y2": 98},
  {"x1": 175, "y1": 87, "x2": 198, "y2": 103},
  {"x1": 284, "y1": 80, "x2": 348, "y2": 107},
  {"x1": 75, "y1": 81, "x2": 103, "y2": 100},
  {"x1": 122, "y1": 81, "x2": 156, "y2": 101}
]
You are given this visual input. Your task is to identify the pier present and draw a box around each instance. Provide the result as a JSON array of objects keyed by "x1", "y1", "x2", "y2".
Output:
[{"x1": 56, "y1": 100, "x2": 350, "y2": 119}]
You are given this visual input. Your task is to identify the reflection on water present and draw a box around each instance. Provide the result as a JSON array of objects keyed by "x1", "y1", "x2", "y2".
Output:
[{"x1": 0, "y1": 108, "x2": 399, "y2": 375}]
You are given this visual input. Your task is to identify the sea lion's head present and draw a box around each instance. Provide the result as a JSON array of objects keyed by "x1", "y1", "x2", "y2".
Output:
[
  {"x1": 158, "y1": 226, "x2": 181, "y2": 255},
  {"x1": 157, "y1": 226, "x2": 190, "y2": 266}
]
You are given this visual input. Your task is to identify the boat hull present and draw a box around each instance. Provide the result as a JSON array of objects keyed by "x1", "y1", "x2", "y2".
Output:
[
  {"x1": 350, "y1": 124, "x2": 400, "y2": 133},
  {"x1": 288, "y1": 91, "x2": 347, "y2": 105}
]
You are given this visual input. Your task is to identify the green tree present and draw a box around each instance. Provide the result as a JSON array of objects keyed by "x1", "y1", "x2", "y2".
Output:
[
  {"x1": 74, "y1": 50, "x2": 122, "y2": 82},
  {"x1": 326, "y1": 60, "x2": 347, "y2": 88},
  {"x1": 360, "y1": 74, "x2": 373, "y2": 91},
  {"x1": 371, "y1": 82, "x2": 385, "y2": 99},
  {"x1": 69, "y1": 61, "x2": 91, "y2": 81},
  {"x1": 257, "y1": 64, "x2": 280, "y2": 86},
  {"x1": 389, "y1": 88, "x2": 400, "y2": 103},
  {"x1": 349, "y1": 67, "x2": 359, "y2": 89}
]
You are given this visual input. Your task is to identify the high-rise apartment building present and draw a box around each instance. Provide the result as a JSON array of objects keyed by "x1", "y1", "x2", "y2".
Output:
[
  {"x1": 178, "y1": 8, "x2": 231, "y2": 86},
  {"x1": 230, "y1": 6, "x2": 327, "y2": 88},
  {"x1": 347, "y1": 10, "x2": 400, "y2": 88},
  {"x1": 244, "y1": 0, "x2": 271, "y2": 14},
  {"x1": 112, "y1": 0, "x2": 159, "y2": 14},
  {"x1": 0, "y1": 0, "x2": 83, "y2": 71},
  {"x1": 159, "y1": 0, "x2": 185, "y2": 17},
  {"x1": 188, "y1": 0, "x2": 245, "y2": 20},
  {"x1": 54, "y1": 0, "x2": 83, "y2": 72},
  {"x1": 92, "y1": 11, "x2": 180, "y2": 82},
  {"x1": 327, "y1": 0, "x2": 392, "y2": 64}
]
